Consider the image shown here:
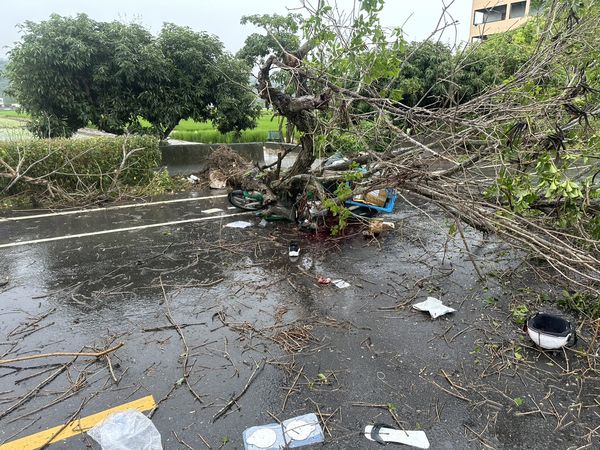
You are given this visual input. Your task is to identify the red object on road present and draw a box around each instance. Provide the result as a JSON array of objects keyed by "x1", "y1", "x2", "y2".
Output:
[{"x1": 317, "y1": 276, "x2": 331, "y2": 285}]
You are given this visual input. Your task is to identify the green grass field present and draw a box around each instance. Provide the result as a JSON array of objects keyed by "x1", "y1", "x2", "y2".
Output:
[
  {"x1": 0, "y1": 118, "x2": 22, "y2": 128},
  {"x1": 0, "y1": 111, "x2": 32, "y2": 140},
  {"x1": 0, "y1": 110, "x2": 28, "y2": 118},
  {"x1": 0, "y1": 109, "x2": 295, "y2": 143},
  {"x1": 170, "y1": 110, "x2": 294, "y2": 143}
]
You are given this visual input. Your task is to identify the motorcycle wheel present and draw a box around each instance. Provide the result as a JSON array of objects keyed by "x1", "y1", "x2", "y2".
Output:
[{"x1": 227, "y1": 190, "x2": 265, "y2": 211}]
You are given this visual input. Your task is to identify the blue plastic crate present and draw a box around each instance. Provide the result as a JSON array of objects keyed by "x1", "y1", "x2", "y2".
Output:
[{"x1": 345, "y1": 189, "x2": 397, "y2": 213}]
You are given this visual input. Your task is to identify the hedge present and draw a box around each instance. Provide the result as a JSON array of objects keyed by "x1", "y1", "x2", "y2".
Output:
[{"x1": 0, "y1": 136, "x2": 161, "y2": 193}]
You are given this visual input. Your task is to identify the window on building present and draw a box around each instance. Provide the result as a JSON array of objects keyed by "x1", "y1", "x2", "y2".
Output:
[
  {"x1": 510, "y1": 1, "x2": 527, "y2": 18},
  {"x1": 471, "y1": 35, "x2": 488, "y2": 43},
  {"x1": 529, "y1": 1, "x2": 542, "y2": 15},
  {"x1": 473, "y1": 5, "x2": 508, "y2": 25}
]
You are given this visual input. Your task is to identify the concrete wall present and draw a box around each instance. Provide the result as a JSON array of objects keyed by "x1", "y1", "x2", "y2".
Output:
[{"x1": 160, "y1": 141, "x2": 298, "y2": 175}]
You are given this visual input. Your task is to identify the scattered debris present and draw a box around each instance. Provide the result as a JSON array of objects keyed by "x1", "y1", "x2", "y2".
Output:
[
  {"x1": 322, "y1": 152, "x2": 349, "y2": 170},
  {"x1": 0, "y1": 342, "x2": 124, "y2": 364},
  {"x1": 245, "y1": 427, "x2": 277, "y2": 449},
  {"x1": 273, "y1": 325, "x2": 319, "y2": 353},
  {"x1": 332, "y1": 279, "x2": 350, "y2": 289},
  {"x1": 224, "y1": 221, "x2": 253, "y2": 229},
  {"x1": 352, "y1": 189, "x2": 389, "y2": 207},
  {"x1": 243, "y1": 413, "x2": 324, "y2": 449},
  {"x1": 208, "y1": 146, "x2": 257, "y2": 189},
  {"x1": 187, "y1": 174, "x2": 200, "y2": 184},
  {"x1": 209, "y1": 169, "x2": 227, "y2": 189},
  {"x1": 364, "y1": 423, "x2": 429, "y2": 449},
  {"x1": 202, "y1": 208, "x2": 224, "y2": 214},
  {"x1": 289, "y1": 241, "x2": 300, "y2": 259},
  {"x1": 368, "y1": 219, "x2": 395, "y2": 235},
  {"x1": 412, "y1": 297, "x2": 456, "y2": 319},
  {"x1": 525, "y1": 312, "x2": 576, "y2": 349},
  {"x1": 88, "y1": 410, "x2": 162, "y2": 450},
  {"x1": 299, "y1": 256, "x2": 313, "y2": 270},
  {"x1": 213, "y1": 360, "x2": 265, "y2": 423},
  {"x1": 259, "y1": 218, "x2": 269, "y2": 228},
  {"x1": 317, "y1": 277, "x2": 350, "y2": 288},
  {"x1": 347, "y1": 189, "x2": 397, "y2": 215}
]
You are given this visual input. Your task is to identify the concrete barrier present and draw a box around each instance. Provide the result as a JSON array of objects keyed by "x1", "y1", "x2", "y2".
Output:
[{"x1": 160, "y1": 141, "x2": 267, "y2": 175}]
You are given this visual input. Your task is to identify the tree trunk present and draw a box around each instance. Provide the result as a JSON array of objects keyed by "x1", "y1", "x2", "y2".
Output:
[
  {"x1": 286, "y1": 122, "x2": 295, "y2": 143},
  {"x1": 257, "y1": 50, "x2": 329, "y2": 184},
  {"x1": 286, "y1": 134, "x2": 315, "y2": 178}
]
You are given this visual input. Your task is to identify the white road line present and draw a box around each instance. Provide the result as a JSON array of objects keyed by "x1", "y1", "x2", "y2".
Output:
[
  {"x1": 0, "y1": 212, "x2": 252, "y2": 249},
  {"x1": 0, "y1": 194, "x2": 229, "y2": 223}
]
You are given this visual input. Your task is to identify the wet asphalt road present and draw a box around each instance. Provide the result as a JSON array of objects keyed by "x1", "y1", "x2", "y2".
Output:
[{"x1": 0, "y1": 191, "x2": 598, "y2": 449}]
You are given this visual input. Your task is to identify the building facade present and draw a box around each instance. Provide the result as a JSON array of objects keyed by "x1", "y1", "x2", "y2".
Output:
[{"x1": 469, "y1": 0, "x2": 532, "y2": 42}]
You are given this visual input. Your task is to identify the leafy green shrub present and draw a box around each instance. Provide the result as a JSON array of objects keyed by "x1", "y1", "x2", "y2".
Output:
[
  {"x1": 558, "y1": 290, "x2": 600, "y2": 319},
  {"x1": 316, "y1": 120, "x2": 393, "y2": 156},
  {"x1": 511, "y1": 304, "x2": 530, "y2": 326},
  {"x1": 0, "y1": 135, "x2": 160, "y2": 194}
]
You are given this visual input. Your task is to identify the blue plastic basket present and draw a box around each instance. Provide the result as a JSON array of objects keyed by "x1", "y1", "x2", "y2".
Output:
[{"x1": 345, "y1": 189, "x2": 397, "y2": 213}]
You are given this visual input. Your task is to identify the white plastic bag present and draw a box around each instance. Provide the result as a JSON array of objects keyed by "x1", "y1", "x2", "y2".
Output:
[
  {"x1": 413, "y1": 297, "x2": 456, "y2": 319},
  {"x1": 88, "y1": 410, "x2": 162, "y2": 450}
]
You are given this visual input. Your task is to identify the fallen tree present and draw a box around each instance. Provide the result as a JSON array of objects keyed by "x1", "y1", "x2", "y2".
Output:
[{"x1": 239, "y1": 0, "x2": 600, "y2": 294}]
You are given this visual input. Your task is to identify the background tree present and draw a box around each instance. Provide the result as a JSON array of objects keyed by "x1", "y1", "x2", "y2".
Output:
[
  {"x1": 0, "y1": 59, "x2": 15, "y2": 105},
  {"x1": 6, "y1": 14, "x2": 260, "y2": 138},
  {"x1": 237, "y1": 13, "x2": 302, "y2": 67}
]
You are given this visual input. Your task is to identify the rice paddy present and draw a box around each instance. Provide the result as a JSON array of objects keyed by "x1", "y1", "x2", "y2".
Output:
[
  {"x1": 170, "y1": 110, "x2": 295, "y2": 143},
  {"x1": 0, "y1": 111, "x2": 32, "y2": 140}
]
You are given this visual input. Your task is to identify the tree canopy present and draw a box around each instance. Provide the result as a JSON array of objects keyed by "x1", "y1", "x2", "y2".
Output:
[
  {"x1": 0, "y1": 59, "x2": 14, "y2": 104},
  {"x1": 6, "y1": 14, "x2": 260, "y2": 138}
]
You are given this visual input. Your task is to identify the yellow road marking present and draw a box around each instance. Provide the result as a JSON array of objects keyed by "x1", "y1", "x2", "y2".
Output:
[{"x1": 0, "y1": 395, "x2": 156, "y2": 450}]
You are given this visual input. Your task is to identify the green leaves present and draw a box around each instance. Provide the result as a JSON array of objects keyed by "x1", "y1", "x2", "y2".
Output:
[
  {"x1": 7, "y1": 16, "x2": 258, "y2": 139},
  {"x1": 535, "y1": 154, "x2": 583, "y2": 201},
  {"x1": 510, "y1": 305, "x2": 529, "y2": 326},
  {"x1": 513, "y1": 397, "x2": 525, "y2": 407},
  {"x1": 238, "y1": 14, "x2": 301, "y2": 65}
]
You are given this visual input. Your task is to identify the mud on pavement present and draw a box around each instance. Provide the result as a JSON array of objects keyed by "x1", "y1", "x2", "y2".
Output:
[{"x1": 0, "y1": 192, "x2": 599, "y2": 449}]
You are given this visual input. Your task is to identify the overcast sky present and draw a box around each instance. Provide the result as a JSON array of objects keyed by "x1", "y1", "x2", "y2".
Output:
[{"x1": 0, "y1": 0, "x2": 472, "y2": 59}]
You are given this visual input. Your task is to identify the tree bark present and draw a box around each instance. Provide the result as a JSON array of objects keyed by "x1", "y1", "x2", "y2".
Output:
[
  {"x1": 257, "y1": 47, "x2": 330, "y2": 182},
  {"x1": 287, "y1": 134, "x2": 315, "y2": 178}
]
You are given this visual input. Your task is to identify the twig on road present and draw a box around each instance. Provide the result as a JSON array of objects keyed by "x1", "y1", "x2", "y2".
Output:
[
  {"x1": 212, "y1": 359, "x2": 265, "y2": 422},
  {"x1": 39, "y1": 398, "x2": 88, "y2": 450},
  {"x1": 0, "y1": 343, "x2": 124, "y2": 365},
  {"x1": 172, "y1": 431, "x2": 195, "y2": 450},
  {"x1": 160, "y1": 275, "x2": 203, "y2": 403},
  {"x1": 282, "y1": 365, "x2": 304, "y2": 413},
  {"x1": 0, "y1": 357, "x2": 76, "y2": 420}
]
